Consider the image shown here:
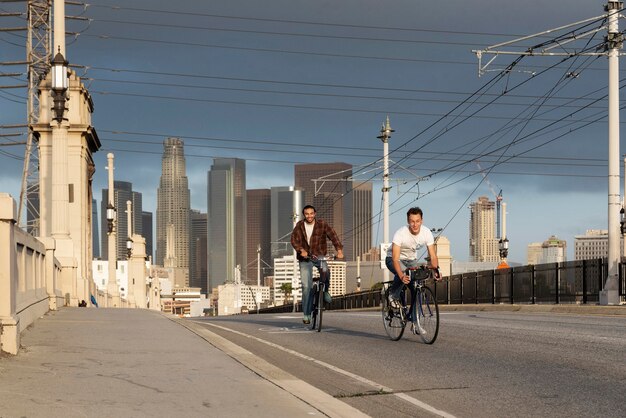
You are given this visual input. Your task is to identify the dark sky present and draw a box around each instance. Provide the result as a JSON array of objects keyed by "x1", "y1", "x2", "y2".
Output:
[{"x1": 0, "y1": 0, "x2": 620, "y2": 262}]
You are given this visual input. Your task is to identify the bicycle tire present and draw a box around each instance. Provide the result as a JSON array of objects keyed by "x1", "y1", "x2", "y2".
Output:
[
  {"x1": 316, "y1": 283, "x2": 324, "y2": 332},
  {"x1": 381, "y1": 287, "x2": 405, "y2": 341},
  {"x1": 310, "y1": 283, "x2": 318, "y2": 330},
  {"x1": 415, "y1": 286, "x2": 439, "y2": 344}
]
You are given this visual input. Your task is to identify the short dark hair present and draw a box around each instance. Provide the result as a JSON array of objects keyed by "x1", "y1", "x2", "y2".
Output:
[
  {"x1": 406, "y1": 207, "x2": 423, "y2": 218},
  {"x1": 302, "y1": 205, "x2": 316, "y2": 214}
]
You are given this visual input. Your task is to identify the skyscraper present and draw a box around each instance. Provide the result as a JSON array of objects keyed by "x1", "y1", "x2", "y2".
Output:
[
  {"x1": 156, "y1": 138, "x2": 191, "y2": 284},
  {"x1": 100, "y1": 181, "x2": 142, "y2": 261},
  {"x1": 270, "y1": 186, "x2": 303, "y2": 260},
  {"x1": 142, "y1": 211, "x2": 153, "y2": 261},
  {"x1": 469, "y1": 196, "x2": 499, "y2": 262},
  {"x1": 247, "y1": 189, "x2": 271, "y2": 285},
  {"x1": 92, "y1": 198, "x2": 100, "y2": 258},
  {"x1": 207, "y1": 158, "x2": 246, "y2": 293},
  {"x1": 352, "y1": 181, "x2": 372, "y2": 260},
  {"x1": 190, "y1": 209, "x2": 208, "y2": 293}
]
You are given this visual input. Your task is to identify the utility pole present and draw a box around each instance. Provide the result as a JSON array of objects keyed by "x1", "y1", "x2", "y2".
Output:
[
  {"x1": 19, "y1": 0, "x2": 51, "y2": 234},
  {"x1": 473, "y1": 3, "x2": 622, "y2": 305},
  {"x1": 256, "y1": 243, "x2": 261, "y2": 314},
  {"x1": 601, "y1": 1, "x2": 621, "y2": 305},
  {"x1": 377, "y1": 116, "x2": 393, "y2": 283}
]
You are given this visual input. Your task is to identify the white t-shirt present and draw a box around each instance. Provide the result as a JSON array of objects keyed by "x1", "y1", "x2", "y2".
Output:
[{"x1": 386, "y1": 225, "x2": 434, "y2": 260}]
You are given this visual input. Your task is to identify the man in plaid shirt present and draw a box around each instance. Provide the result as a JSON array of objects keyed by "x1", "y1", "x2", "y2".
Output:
[{"x1": 291, "y1": 205, "x2": 344, "y2": 324}]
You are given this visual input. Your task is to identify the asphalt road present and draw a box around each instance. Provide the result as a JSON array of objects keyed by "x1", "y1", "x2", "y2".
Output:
[{"x1": 188, "y1": 310, "x2": 626, "y2": 418}]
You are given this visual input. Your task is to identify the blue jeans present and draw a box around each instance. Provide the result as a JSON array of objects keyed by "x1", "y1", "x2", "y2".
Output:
[
  {"x1": 385, "y1": 257, "x2": 419, "y2": 300},
  {"x1": 299, "y1": 258, "x2": 329, "y2": 316}
]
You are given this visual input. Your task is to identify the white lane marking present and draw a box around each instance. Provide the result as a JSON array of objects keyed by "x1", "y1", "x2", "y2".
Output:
[{"x1": 201, "y1": 321, "x2": 457, "y2": 418}]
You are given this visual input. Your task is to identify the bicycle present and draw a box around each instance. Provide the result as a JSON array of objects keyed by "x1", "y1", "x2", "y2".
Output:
[
  {"x1": 309, "y1": 255, "x2": 333, "y2": 332},
  {"x1": 381, "y1": 265, "x2": 440, "y2": 344}
]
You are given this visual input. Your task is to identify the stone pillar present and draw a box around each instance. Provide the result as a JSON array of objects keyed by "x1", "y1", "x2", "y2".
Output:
[
  {"x1": 0, "y1": 194, "x2": 19, "y2": 354},
  {"x1": 129, "y1": 235, "x2": 147, "y2": 309}
]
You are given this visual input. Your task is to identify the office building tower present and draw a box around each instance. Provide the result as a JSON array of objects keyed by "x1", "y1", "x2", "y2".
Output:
[
  {"x1": 247, "y1": 189, "x2": 272, "y2": 284},
  {"x1": 469, "y1": 196, "x2": 499, "y2": 262},
  {"x1": 295, "y1": 162, "x2": 354, "y2": 260},
  {"x1": 141, "y1": 211, "x2": 153, "y2": 261},
  {"x1": 92, "y1": 198, "x2": 100, "y2": 258},
  {"x1": 270, "y1": 186, "x2": 304, "y2": 260},
  {"x1": 100, "y1": 181, "x2": 143, "y2": 261},
  {"x1": 574, "y1": 229, "x2": 624, "y2": 260},
  {"x1": 541, "y1": 235, "x2": 567, "y2": 263},
  {"x1": 190, "y1": 209, "x2": 208, "y2": 294},
  {"x1": 352, "y1": 181, "x2": 372, "y2": 259},
  {"x1": 527, "y1": 242, "x2": 543, "y2": 265},
  {"x1": 156, "y1": 138, "x2": 191, "y2": 285},
  {"x1": 207, "y1": 158, "x2": 246, "y2": 293}
]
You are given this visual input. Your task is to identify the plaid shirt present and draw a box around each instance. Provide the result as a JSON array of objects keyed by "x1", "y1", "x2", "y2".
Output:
[{"x1": 291, "y1": 219, "x2": 343, "y2": 261}]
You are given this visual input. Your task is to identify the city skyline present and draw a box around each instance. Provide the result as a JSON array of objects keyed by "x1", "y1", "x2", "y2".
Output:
[{"x1": 1, "y1": 0, "x2": 615, "y2": 264}]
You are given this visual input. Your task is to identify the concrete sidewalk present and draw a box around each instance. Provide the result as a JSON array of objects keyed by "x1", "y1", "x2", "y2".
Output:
[{"x1": 0, "y1": 308, "x2": 367, "y2": 418}]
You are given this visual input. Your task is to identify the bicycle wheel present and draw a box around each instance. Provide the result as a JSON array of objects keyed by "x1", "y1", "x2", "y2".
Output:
[
  {"x1": 415, "y1": 286, "x2": 439, "y2": 344},
  {"x1": 310, "y1": 284, "x2": 318, "y2": 330},
  {"x1": 316, "y1": 283, "x2": 324, "y2": 332},
  {"x1": 381, "y1": 287, "x2": 405, "y2": 341}
]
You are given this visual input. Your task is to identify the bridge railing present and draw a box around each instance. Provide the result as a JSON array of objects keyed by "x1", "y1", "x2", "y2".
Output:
[
  {"x1": 0, "y1": 193, "x2": 62, "y2": 354},
  {"x1": 256, "y1": 258, "x2": 623, "y2": 314}
]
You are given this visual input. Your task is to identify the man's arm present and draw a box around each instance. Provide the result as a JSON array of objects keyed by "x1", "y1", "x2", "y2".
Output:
[
  {"x1": 392, "y1": 244, "x2": 410, "y2": 284},
  {"x1": 291, "y1": 223, "x2": 308, "y2": 258},
  {"x1": 427, "y1": 243, "x2": 440, "y2": 279},
  {"x1": 326, "y1": 223, "x2": 344, "y2": 259}
]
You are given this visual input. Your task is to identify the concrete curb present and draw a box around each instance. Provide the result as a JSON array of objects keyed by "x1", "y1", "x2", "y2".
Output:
[{"x1": 167, "y1": 314, "x2": 370, "y2": 418}]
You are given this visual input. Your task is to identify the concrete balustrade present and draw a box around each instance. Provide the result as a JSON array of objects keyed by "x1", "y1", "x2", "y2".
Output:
[{"x1": 0, "y1": 194, "x2": 62, "y2": 354}]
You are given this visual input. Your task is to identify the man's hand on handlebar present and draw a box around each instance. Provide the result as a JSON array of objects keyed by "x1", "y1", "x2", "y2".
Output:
[{"x1": 432, "y1": 267, "x2": 442, "y2": 281}]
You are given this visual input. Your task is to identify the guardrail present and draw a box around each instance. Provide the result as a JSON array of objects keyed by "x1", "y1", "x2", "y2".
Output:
[
  {"x1": 0, "y1": 194, "x2": 62, "y2": 354},
  {"x1": 256, "y1": 258, "x2": 624, "y2": 314}
]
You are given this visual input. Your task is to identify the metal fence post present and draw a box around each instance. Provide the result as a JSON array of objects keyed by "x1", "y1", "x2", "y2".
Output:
[
  {"x1": 555, "y1": 262, "x2": 560, "y2": 304},
  {"x1": 531, "y1": 264, "x2": 535, "y2": 304}
]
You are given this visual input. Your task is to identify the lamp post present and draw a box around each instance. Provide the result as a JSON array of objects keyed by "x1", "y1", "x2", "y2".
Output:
[
  {"x1": 106, "y1": 153, "x2": 119, "y2": 306},
  {"x1": 377, "y1": 116, "x2": 393, "y2": 283},
  {"x1": 50, "y1": 50, "x2": 68, "y2": 123}
]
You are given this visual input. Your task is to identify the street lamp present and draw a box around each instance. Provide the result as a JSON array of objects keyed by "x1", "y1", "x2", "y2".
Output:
[
  {"x1": 126, "y1": 237, "x2": 132, "y2": 259},
  {"x1": 106, "y1": 203, "x2": 116, "y2": 234},
  {"x1": 50, "y1": 49, "x2": 68, "y2": 122},
  {"x1": 499, "y1": 237, "x2": 509, "y2": 259}
]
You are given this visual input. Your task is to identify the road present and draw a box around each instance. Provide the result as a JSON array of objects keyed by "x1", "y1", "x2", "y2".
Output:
[{"x1": 188, "y1": 310, "x2": 625, "y2": 418}]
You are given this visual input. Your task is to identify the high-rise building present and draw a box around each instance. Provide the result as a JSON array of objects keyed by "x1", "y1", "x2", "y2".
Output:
[
  {"x1": 294, "y1": 162, "x2": 354, "y2": 260},
  {"x1": 352, "y1": 181, "x2": 372, "y2": 260},
  {"x1": 141, "y1": 211, "x2": 153, "y2": 261},
  {"x1": 574, "y1": 229, "x2": 623, "y2": 260},
  {"x1": 100, "y1": 181, "x2": 142, "y2": 261},
  {"x1": 92, "y1": 198, "x2": 100, "y2": 258},
  {"x1": 270, "y1": 186, "x2": 304, "y2": 261},
  {"x1": 207, "y1": 158, "x2": 246, "y2": 293},
  {"x1": 156, "y1": 138, "x2": 191, "y2": 285},
  {"x1": 541, "y1": 235, "x2": 567, "y2": 263},
  {"x1": 190, "y1": 209, "x2": 208, "y2": 294},
  {"x1": 469, "y1": 196, "x2": 499, "y2": 262},
  {"x1": 247, "y1": 189, "x2": 271, "y2": 285},
  {"x1": 527, "y1": 242, "x2": 543, "y2": 265}
]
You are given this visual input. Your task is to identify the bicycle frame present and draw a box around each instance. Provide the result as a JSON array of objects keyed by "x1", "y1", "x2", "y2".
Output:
[
  {"x1": 381, "y1": 266, "x2": 440, "y2": 344},
  {"x1": 309, "y1": 255, "x2": 331, "y2": 332}
]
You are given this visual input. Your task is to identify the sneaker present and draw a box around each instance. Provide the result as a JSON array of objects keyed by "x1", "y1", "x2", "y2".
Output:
[
  {"x1": 413, "y1": 323, "x2": 427, "y2": 335},
  {"x1": 388, "y1": 295, "x2": 401, "y2": 309},
  {"x1": 323, "y1": 291, "x2": 332, "y2": 304},
  {"x1": 302, "y1": 315, "x2": 311, "y2": 324}
]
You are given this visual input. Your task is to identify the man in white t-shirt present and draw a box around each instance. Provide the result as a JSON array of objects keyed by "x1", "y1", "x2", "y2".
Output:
[{"x1": 385, "y1": 207, "x2": 440, "y2": 306}]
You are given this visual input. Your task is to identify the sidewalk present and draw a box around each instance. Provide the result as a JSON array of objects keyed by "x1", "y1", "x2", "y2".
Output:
[{"x1": 0, "y1": 308, "x2": 367, "y2": 418}]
